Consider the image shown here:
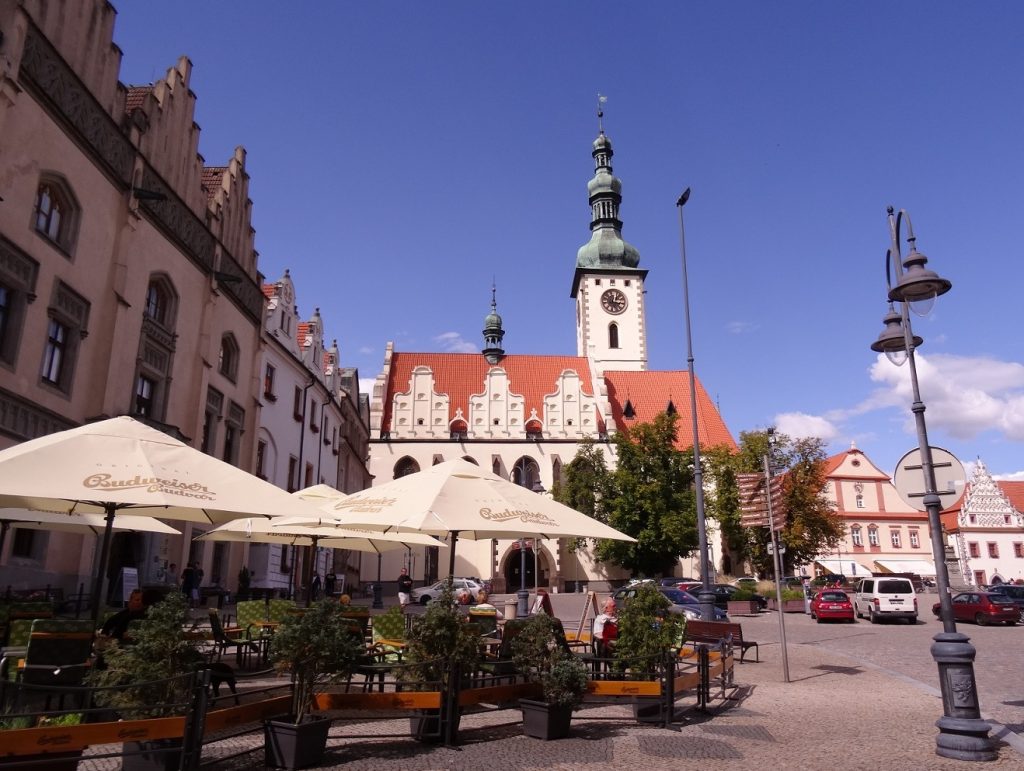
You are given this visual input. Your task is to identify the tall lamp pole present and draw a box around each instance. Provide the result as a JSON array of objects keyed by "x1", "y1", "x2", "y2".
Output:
[
  {"x1": 676, "y1": 188, "x2": 715, "y2": 622},
  {"x1": 870, "y1": 206, "x2": 994, "y2": 761}
]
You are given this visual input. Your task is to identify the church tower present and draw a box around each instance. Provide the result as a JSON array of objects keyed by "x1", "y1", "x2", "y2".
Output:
[{"x1": 570, "y1": 113, "x2": 648, "y2": 370}]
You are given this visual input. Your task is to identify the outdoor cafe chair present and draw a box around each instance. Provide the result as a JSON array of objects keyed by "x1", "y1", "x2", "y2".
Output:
[
  {"x1": 207, "y1": 610, "x2": 258, "y2": 668},
  {"x1": 467, "y1": 607, "x2": 499, "y2": 638},
  {"x1": 10, "y1": 618, "x2": 94, "y2": 710}
]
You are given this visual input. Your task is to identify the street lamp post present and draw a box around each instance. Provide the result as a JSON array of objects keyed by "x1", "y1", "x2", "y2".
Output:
[
  {"x1": 870, "y1": 207, "x2": 994, "y2": 762},
  {"x1": 676, "y1": 188, "x2": 716, "y2": 623}
]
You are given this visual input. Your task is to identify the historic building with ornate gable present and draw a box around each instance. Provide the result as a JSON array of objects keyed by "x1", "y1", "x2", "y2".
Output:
[
  {"x1": 367, "y1": 124, "x2": 736, "y2": 593},
  {"x1": 252, "y1": 270, "x2": 371, "y2": 596},
  {"x1": 809, "y1": 444, "x2": 938, "y2": 581},
  {"x1": 942, "y1": 460, "x2": 1024, "y2": 587}
]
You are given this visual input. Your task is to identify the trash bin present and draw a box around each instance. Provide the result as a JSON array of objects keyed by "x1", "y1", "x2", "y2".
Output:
[{"x1": 504, "y1": 598, "x2": 518, "y2": 620}]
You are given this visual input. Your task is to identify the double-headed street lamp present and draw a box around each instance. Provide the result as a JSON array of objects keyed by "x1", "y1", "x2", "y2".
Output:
[
  {"x1": 676, "y1": 188, "x2": 716, "y2": 623},
  {"x1": 870, "y1": 207, "x2": 994, "y2": 762}
]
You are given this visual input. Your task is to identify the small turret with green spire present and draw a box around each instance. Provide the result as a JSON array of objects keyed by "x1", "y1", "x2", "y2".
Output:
[{"x1": 482, "y1": 283, "x2": 505, "y2": 364}]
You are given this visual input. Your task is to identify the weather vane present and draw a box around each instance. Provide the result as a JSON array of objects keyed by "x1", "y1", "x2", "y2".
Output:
[{"x1": 597, "y1": 93, "x2": 607, "y2": 133}]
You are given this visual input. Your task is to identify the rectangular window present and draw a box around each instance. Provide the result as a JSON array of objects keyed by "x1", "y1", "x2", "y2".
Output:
[
  {"x1": 41, "y1": 318, "x2": 67, "y2": 385},
  {"x1": 135, "y1": 374, "x2": 155, "y2": 416},
  {"x1": 968, "y1": 542, "x2": 980, "y2": 558},
  {"x1": 1013, "y1": 542, "x2": 1023, "y2": 558},
  {"x1": 890, "y1": 530, "x2": 902, "y2": 548},
  {"x1": 868, "y1": 528, "x2": 879, "y2": 547},
  {"x1": 256, "y1": 440, "x2": 267, "y2": 479},
  {"x1": 987, "y1": 542, "x2": 999, "y2": 558},
  {"x1": 287, "y1": 456, "x2": 298, "y2": 493},
  {"x1": 11, "y1": 529, "x2": 36, "y2": 558},
  {"x1": 0, "y1": 237, "x2": 40, "y2": 367},
  {"x1": 855, "y1": 495, "x2": 865, "y2": 508},
  {"x1": 201, "y1": 387, "x2": 223, "y2": 455},
  {"x1": 263, "y1": 364, "x2": 276, "y2": 399},
  {"x1": 293, "y1": 386, "x2": 303, "y2": 421},
  {"x1": 304, "y1": 462, "x2": 314, "y2": 488},
  {"x1": 0, "y1": 285, "x2": 8, "y2": 350},
  {"x1": 309, "y1": 400, "x2": 319, "y2": 431},
  {"x1": 222, "y1": 422, "x2": 237, "y2": 464},
  {"x1": 222, "y1": 401, "x2": 244, "y2": 466},
  {"x1": 909, "y1": 530, "x2": 920, "y2": 548},
  {"x1": 851, "y1": 528, "x2": 863, "y2": 547}
]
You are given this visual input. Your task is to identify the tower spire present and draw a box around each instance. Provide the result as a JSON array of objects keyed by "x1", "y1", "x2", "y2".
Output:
[
  {"x1": 575, "y1": 100, "x2": 640, "y2": 269},
  {"x1": 482, "y1": 281, "x2": 505, "y2": 364}
]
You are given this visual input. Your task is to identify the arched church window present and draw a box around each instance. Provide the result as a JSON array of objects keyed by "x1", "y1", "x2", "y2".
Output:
[
  {"x1": 609, "y1": 323, "x2": 619, "y2": 349},
  {"x1": 34, "y1": 175, "x2": 79, "y2": 253},
  {"x1": 394, "y1": 457, "x2": 420, "y2": 479},
  {"x1": 512, "y1": 456, "x2": 541, "y2": 490}
]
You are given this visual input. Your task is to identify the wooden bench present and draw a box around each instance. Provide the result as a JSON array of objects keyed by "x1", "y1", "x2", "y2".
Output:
[{"x1": 684, "y1": 620, "x2": 758, "y2": 663}]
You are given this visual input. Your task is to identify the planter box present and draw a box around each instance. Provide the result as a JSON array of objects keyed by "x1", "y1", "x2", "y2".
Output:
[
  {"x1": 264, "y1": 714, "x2": 331, "y2": 770},
  {"x1": 520, "y1": 698, "x2": 573, "y2": 740},
  {"x1": 727, "y1": 600, "x2": 760, "y2": 616},
  {"x1": 767, "y1": 598, "x2": 806, "y2": 613}
]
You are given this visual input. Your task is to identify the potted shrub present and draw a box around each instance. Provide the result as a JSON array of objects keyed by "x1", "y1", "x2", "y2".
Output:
[
  {"x1": 511, "y1": 613, "x2": 589, "y2": 740},
  {"x1": 767, "y1": 588, "x2": 807, "y2": 613},
  {"x1": 726, "y1": 586, "x2": 761, "y2": 616},
  {"x1": 613, "y1": 584, "x2": 683, "y2": 723},
  {"x1": 398, "y1": 581, "x2": 480, "y2": 743},
  {"x1": 84, "y1": 592, "x2": 205, "y2": 771},
  {"x1": 265, "y1": 598, "x2": 364, "y2": 769}
]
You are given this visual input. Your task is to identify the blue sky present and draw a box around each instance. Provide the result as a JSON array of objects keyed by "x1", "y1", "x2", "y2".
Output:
[{"x1": 111, "y1": 1, "x2": 1024, "y2": 480}]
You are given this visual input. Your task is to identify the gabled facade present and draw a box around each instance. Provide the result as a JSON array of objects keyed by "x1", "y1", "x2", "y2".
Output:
[
  {"x1": 366, "y1": 124, "x2": 736, "y2": 593},
  {"x1": 254, "y1": 271, "x2": 371, "y2": 595},
  {"x1": 942, "y1": 460, "x2": 1024, "y2": 587},
  {"x1": 0, "y1": 0, "x2": 266, "y2": 593},
  {"x1": 810, "y1": 445, "x2": 935, "y2": 580}
]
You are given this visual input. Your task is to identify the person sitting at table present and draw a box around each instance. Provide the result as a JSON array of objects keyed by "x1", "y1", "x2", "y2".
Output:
[
  {"x1": 456, "y1": 588, "x2": 473, "y2": 606},
  {"x1": 592, "y1": 597, "x2": 618, "y2": 658},
  {"x1": 99, "y1": 588, "x2": 164, "y2": 641},
  {"x1": 339, "y1": 593, "x2": 352, "y2": 606},
  {"x1": 530, "y1": 588, "x2": 554, "y2": 617},
  {"x1": 471, "y1": 590, "x2": 504, "y2": 619}
]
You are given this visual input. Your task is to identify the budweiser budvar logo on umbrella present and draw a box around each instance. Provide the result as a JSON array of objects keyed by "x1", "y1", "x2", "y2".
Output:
[{"x1": 83, "y1": 473, "x2": 216, "y2": 501}]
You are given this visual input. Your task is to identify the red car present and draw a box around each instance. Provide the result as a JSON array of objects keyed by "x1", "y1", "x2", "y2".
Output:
[
  {"x1": 933, "y1": 592, "x2": 1019, "y2": 626},
  {"x1": 810, "y1": 590, "x2": 855, "y2": 623}
]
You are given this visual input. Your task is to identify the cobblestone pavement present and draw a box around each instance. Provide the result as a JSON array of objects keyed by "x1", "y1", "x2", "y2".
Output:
[{"x1": 74, "y1": 595, "x2": 1022, "y2": 769}]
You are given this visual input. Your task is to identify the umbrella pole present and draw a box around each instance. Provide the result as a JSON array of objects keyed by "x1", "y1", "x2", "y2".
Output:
[
  {"x1": 447, "y1": 530, "x2": 459, "y2": 580},
  {"x1": 305, "y1": 538, "x2": 319, "y2": 608},
  {"x1": 90, "y1": 503, "x2": 117, "y2": 623}
]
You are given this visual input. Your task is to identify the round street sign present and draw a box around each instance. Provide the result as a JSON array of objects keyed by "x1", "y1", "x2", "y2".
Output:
[{"x1": 892, "y1": 446, "x2": 966, "y2": 512}]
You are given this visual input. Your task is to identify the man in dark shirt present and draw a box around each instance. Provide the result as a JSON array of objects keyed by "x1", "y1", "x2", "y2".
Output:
[{"x1": 397, "y1": 567, "x2": 414, "y2": 609}]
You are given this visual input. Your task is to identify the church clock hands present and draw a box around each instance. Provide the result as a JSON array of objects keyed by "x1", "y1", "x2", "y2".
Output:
[{"x1": 600, "y1": 288, "x2": 627, "y2": 315}]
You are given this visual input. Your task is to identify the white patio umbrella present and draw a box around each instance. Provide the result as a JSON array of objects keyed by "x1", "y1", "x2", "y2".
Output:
[
  {"x1": 0, "y1": 416, "x2": 321, "y2": 619},
  {"x1": 273, "y1": 458, "x2": 635, "y2": 578},
  {"x1": 196, "y1": 485, "x2": 443, "y2": 604}
]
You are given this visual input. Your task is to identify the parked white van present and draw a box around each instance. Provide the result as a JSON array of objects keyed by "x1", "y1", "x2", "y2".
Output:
[{"x1": 854, "y1": 577, "x2": 918, "y2": 623}]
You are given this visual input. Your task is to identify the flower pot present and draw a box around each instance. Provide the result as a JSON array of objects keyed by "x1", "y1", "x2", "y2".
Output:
[
  {"x1": 727, "y1": 600, "x2": 760, "y2": 616},
  {"x1": 519, "y1": 698, "x2": 573, "y2": 740},
  {"x1": 768, "y1": 599, "x2": 806, "y2": 613},
  {"x1": 122, "y1": 738, "x2": 183, "y2": 771},
  {"x1": 264, "y1": 714, "x2": 332, "y2": 769}
]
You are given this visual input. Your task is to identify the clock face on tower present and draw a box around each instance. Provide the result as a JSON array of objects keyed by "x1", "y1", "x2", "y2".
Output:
[{"x1": 600, "y1": 288, "x2": 627, "y2": 315}]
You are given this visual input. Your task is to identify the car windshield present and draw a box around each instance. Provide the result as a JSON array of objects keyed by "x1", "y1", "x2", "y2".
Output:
[{"x1": 820, "y1": 592, "x2": 848, "y2": 601}]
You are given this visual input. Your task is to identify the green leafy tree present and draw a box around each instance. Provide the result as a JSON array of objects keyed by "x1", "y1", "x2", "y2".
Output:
[
  {"x1": 594, "y1": 412, "x2": 698, "y2": 576},
  {"x1": 718, "y1": 430, "x2": 844, "y2": 576},
  {"x1": 552, "y1": 438, "x2": 611, "y2": 554}
]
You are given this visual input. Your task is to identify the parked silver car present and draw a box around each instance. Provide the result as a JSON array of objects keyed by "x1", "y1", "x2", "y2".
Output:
[{"x1": 414, "y1": 577, "x2": 483, "y2": 605}]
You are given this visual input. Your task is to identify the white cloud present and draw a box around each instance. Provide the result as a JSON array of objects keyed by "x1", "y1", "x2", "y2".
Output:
[
  {"x1": 865, "y1": 352, "x2": 1024, "y2": 441},
  {"x1": 994, "y1": 469, "x2": 1024, "y2": 482},
  {"x1": 774, "y1": 412, "x2": 840, "y2": 442},
  {"x1": 726, "y1": 320, "x2": 758, "y2": 335},
  {"x1": 434, "y1": 332, "x2": 478, "y2": 353},
  {"x1": 358, "y1": 346, "x2": 374, "y2": 355}
]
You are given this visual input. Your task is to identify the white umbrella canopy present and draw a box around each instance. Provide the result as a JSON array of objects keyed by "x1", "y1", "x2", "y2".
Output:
[
  {"x1": 274, "y1": 458, "x2": 635, "y2": 576},
  {"x1": 195, "y1": 517, "x2": 442, "y2": 552},
  {"x1": 0, "y1": 416, "x2": 320, "y2": 618},
  {"x1": 0, "y1": 508, "x2": 181, "y2": 536}
]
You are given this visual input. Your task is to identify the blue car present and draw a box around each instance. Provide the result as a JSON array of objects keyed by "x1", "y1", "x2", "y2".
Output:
[{"x1": 660, "y1": 588, "x2": 729, "y2": 621}]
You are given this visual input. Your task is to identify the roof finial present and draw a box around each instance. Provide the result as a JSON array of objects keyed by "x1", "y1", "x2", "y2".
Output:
[
  {"x1": 597, "y1": 93, "x2": 607, "y2": 134},
  {"x1": 491, "y1": 277, "x2": 497, "y2": 312}
]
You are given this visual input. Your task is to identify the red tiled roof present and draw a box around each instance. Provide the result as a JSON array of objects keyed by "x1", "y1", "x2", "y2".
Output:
[
  {"x1": 382, "y1": 353, "x2": 595, "y2": 432},
  {"x1": 603, "y1": 370, "x2": 736, "y2": 451},
  {"x1": 997, "y1": 481, "x2": 1024, "y2": 513},
  {"x1": 261, "y1": 283, "x2": 276, "y2": 299},
  {"x1": 124, "y1": 85, "x2": 152, "y2": 114},
  {"x1": 296, "y1": 322, "x2": 311, "y2": 351},
  {"x1": 201, "y1": 167, "x2": 226, "y2": 202}
]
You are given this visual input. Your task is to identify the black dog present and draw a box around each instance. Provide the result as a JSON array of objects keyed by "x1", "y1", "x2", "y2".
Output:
[{"x1": 205, "y1": 662, "x2": 239, "y2": 705}]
